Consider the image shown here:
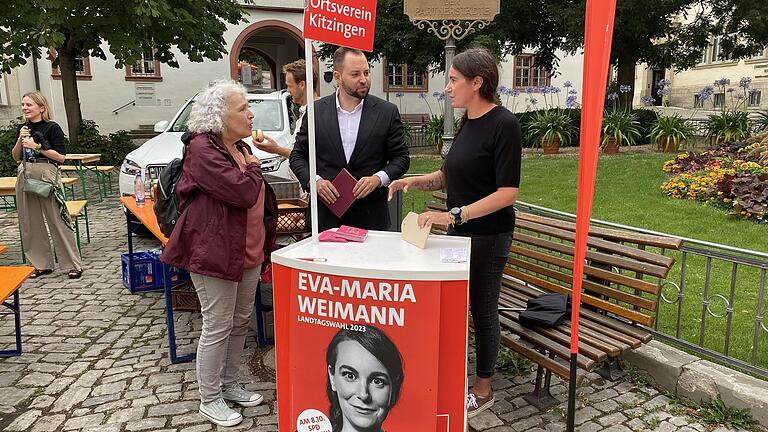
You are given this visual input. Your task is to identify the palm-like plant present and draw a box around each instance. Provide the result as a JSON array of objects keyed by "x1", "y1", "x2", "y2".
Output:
[
  {"x1": 526, "y1": 109, "x2": 576, "y2": 148},
  {"x1": 648, "y1": 114, "x2": 696, "y2": 152},
  {"x1": 601, "y1": 110, "x2": 641, "y2": 148},
  {"x1": 706, "y1": 110, "x2": 750, "y2": 143},
  {"x1": 754, "y1": 111, "x2": 768, "y2": 133}
]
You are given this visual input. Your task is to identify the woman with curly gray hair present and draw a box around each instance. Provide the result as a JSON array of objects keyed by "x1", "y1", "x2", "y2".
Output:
[{"x1": 162, "y1": 80, "x2": 278, "y2": 427}]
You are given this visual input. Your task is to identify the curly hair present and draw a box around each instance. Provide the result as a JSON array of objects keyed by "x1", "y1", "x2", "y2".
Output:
[{"x1": 186, "y1": 80, "x2": 248, "y2": 135}]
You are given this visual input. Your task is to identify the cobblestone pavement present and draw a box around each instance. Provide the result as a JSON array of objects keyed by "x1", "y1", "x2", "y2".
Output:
[{"x1": 0, "y1": 187, "x2": 760, "y2": 432}]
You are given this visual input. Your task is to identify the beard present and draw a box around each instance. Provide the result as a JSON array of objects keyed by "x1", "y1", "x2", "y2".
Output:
[{"x1": 341, "y1": 80, "x2": 369, "y2": 100}]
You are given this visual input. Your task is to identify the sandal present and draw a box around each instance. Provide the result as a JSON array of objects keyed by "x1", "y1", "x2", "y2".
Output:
[
  {"x1": 68, "y1": 269, "x2": 83, "y2": 279},
  {"x1": 29, "y1": 269, "x2": 53, "y2": 278}
]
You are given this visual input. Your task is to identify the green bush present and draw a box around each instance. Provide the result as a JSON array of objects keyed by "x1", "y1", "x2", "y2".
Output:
[
  {"x1": 0, "y1": 118, "x2": 23, "y2": 176},
  {"x1": 1, "y1": 119, "x2": 134, "y2": 176}
]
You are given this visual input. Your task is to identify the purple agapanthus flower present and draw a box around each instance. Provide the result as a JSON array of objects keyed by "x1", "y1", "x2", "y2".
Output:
[
  {"x1": 498, "y1": 85, "x2": 509, "y2": 95},
  {"x1": 657, "y1": 78, "x2": 671, "y2": 87},
  {"x1": 568, "y1": 89, "x2": 578, "y2": 95},
  {"x1": 619, "y1": 84, "x2": 631, "y2": 93},
  {"x1": 640, "y1": 95, "x2": 656, "y2": 106},
  {"x1": 510, "y1": 89, "x2": 520, "y2": 97},
  {"x1": 395, "y1": 92, "x2": 404, "y2": 98},
  {"x1": 418, "y1": 92, "x2": 427, "y2": 99},
  {"x1": 565, "y1": 95, "x2": 578, "y2": 107},
  {"x1": 714, "y1": 78, "x2": 730, "y2": 87},
  {"x1": 551, "y1": 86, "x2": 561, "y2": 94},
  {"x1": 433, "y1": 91, "x2": 446, "y2": 101},
  {"x1": 563, "y1": 80, "x2": 573, "y2": 88},
  {"x1": 739, "y1": 77, "x2": 752, "y2": 88},
  {"x1": 607, "y1": 92, "x2": 619, "y2": 101},
  {"x1": 540, "y1": 86, "x2": 551, "y2": 94},
  {"x1": 525, "y1": 86, "x2": 534, "y2": 94},
  {"x1": 726, "y1": 87, "x2": 735, "y2": 93}
]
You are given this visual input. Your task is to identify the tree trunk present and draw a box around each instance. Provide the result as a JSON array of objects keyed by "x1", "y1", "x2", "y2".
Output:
[
  {"x1": 616, "y1": 55, "x2": 637, "y2": 111},
  {"x1": 57, "y1": 45, "x2": 83, "y2": 148}
]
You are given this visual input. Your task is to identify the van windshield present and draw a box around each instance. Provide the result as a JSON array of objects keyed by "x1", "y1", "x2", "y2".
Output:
[{"x1": 171, "y1": 99, "x2": 284, "y2": 132}]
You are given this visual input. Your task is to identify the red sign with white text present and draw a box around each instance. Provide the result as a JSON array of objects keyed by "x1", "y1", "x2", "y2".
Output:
[
  {"x1": 274, "y1": 264, "x2": 470, "y2": 431},
  {"x1": 304, "y1": 0, "x2": 377, "y2": 52}
]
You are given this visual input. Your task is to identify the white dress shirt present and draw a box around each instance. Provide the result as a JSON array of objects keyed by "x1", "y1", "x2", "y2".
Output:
[
  {"x1": 334, "y1": 91, "x2": 390, "y2": 186},
  {"x1": 292, "y1": 104, "x2": 306, "y2": 143}
]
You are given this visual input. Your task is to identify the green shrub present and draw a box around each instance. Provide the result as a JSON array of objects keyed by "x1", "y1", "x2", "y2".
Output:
[{"x1": 0, "y1": 118, "x2": 23, "y2": 176}]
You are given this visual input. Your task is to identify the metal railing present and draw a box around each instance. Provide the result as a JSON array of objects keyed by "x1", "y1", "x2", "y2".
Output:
[
  {"x1": 113, "y1": 100, "x2": 136, "y2": 115},
  {"x1": 393, "y1": 189, "x2": 768, "y2": 379}
]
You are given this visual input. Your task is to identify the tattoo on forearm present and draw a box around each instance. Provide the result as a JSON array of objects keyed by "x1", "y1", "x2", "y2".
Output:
[{"x1": 425, "y1": 175, "x2": 443, "y2": 191}]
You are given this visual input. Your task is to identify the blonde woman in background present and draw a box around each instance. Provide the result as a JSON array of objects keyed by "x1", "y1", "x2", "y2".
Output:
[{"x1": 11, "y1": 91, "x2": 82, "y2": 279}]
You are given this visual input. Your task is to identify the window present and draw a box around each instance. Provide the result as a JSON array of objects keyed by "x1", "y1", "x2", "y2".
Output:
[
  {"x1": 384, "y1": 59, "x2": 427, "y2": 92},
  {"x1": 749, "y1": 90, "x2": 761, "y2": 107},
  {"x1": 698, "y1": 47, "x2": 708, "y2": 64},
  {"x1": 713, "y1": 92, "x2": 725, "y2": 108},
  {"x1": 694, "y1": 94, "x2": 704, "y2": 108},
  {"x1": 125, "y1": 50, "x2": 162, "y2": 81},
  {"x1": 711, "y1": 37, "x2": 730, "y2": 63},
  {"x1": 49, "y1": 49, "x2": 92, "y2": 80},
  {"x1": 751, "y1": 48, "x2": 766, "y2": 59},
  {"x1": 0, "y1": 75, "x2": 6, "y2": 105},
  {"x1": 512, "y1": 54, "x2": 550, "y2": 89}
]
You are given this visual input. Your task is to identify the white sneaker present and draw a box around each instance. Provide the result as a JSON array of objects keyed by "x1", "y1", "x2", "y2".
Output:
[
  {"x1": 199, "y1": 398, "x2": 243, "y2": 427},
  {"x1": 222, "y1": 383, "x2": 264, "y2": 407}
]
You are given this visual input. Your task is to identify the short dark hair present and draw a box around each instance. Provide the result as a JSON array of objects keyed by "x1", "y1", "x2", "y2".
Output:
[
  {"x1": 326, "y1": 325, "x2": 404, "y2": 432},
  {"x1": 282, "y1": 59, "x2": 319, "y2": 92},
  {"x1": 332, "y1": 46, "x2": 365, "y2": 72},
  {"x1": 451, "y1": 47, "x2": 499, "y2": 103}
]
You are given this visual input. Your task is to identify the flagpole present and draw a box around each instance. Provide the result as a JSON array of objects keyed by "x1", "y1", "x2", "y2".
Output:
[
  {"x1": 304, "y1": 37, "x2": 319, "y2": 240},
  {"x1": 567, "y1": 0, "x2": 618, "y2": 430}
]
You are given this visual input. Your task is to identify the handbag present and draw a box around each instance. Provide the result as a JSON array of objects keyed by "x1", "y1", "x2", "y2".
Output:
[{"x1": 22, "y1": 160, "x2": 54, "y2": 198}]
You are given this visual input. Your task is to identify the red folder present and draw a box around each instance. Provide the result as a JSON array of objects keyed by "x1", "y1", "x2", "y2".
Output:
[{"x1": 327, "y1": 168, "x2": 357, "y2": 218}]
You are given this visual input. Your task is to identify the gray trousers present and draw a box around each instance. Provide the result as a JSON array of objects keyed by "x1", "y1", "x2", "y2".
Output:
[
  {"x1": 191, "y1": 267, "x2": 260, "y2": 403},
  {"x1": 15, "y1": 163, "x2": 81, "y2": 271}
]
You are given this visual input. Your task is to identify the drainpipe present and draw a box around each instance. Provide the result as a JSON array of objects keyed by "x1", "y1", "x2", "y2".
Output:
[{"x1": 32, "y1": 55, "x2": 41, "y2": 90}]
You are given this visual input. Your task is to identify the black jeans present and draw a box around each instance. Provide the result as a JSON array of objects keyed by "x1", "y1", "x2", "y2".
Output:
[{"x1": 450, "y1": 228, "x2": 514, "y2": 379}]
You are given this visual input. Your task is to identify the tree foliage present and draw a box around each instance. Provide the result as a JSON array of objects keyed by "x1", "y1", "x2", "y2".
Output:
[{"x1": 0, "y1": 0, "x2": 247, "y2": 144}]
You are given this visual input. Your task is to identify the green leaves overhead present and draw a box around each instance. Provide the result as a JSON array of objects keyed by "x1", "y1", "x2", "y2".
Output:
[{"x1": 0, "y1": 0, "x2": 245, "y2": 73}]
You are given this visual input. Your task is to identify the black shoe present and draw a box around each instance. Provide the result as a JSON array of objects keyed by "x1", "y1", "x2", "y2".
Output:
[
  {"x1": 68, "y1": 269, "x2": 83, "y2": 279},
  {"x1": 29, "y1": 269, "x2": 53, "y2": 278}
]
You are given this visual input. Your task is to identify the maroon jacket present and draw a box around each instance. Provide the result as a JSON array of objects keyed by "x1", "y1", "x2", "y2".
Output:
[{"x1": 161, "y1": 132, "x2": 278, "y2": 282}]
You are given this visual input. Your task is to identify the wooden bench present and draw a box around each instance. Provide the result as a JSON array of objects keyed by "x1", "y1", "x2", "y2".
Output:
[
  {"x1": 66, "y1": 200, "x2": 90, "y2": 253},
  {"x1": 428, "y1": 192, "x2": 682, "y2": 408},
  {"x1": 0, "y1": 266, "x2": 35, "y2": 357},
  {"x1": 61, "y1": 165, "x2": 115, "y2": 199},
  {"x1": 401, "y1": 113, "x2": 431, "y2": 125}
]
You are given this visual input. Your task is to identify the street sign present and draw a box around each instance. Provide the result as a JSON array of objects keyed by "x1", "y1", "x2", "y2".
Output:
[
  {"x1": 404, "y1": 0, "x2": 499, "y2": 21},
  {"x1": 303, "y1": 0, "x2": 377, "y2": 52}
]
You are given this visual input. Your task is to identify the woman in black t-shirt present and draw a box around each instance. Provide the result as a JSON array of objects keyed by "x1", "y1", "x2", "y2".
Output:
[
  {"x1": 11, "y1": 91, "x2": 83, "y2": 279},
  {"x1": 388, "y1": 48, "x2": 521, "y2": 418}
]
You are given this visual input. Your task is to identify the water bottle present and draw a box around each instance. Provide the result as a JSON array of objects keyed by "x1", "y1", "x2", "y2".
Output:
[
  {"x1": 144, "y1": 173, "x2": 153, "y2": 202},
  {"x1": 135, "y1": 173, "x2": 145, "y2": 207},
  {"x1": 24, "y1": 148, "x2": 36, "y2": 161}
]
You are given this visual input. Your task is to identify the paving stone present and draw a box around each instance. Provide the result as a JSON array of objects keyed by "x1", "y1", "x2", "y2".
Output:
[
  {"x1": 30, "y1": 413, "x2": 66, "y2": 432},
  {"x1": 5, "y1": 409, "x2": 41, "y2": 431},
  {"x1": 62, "y1": 413, "x2": 105, "y2": 430}
]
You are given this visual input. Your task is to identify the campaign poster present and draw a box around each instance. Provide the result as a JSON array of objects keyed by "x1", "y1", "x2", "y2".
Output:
[{"x1": 276, "y1": 268, "x2": 441, "y2": 432}]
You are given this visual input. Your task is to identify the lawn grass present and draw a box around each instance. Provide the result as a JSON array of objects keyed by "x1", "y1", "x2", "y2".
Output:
[{"x1": 404, "y1": 152, "x2": 768, "y2": 372}]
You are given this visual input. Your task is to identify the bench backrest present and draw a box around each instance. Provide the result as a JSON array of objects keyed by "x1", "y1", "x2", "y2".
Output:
[{"x1": 429, "y1": 192, "x2": 681, "y2": 327}]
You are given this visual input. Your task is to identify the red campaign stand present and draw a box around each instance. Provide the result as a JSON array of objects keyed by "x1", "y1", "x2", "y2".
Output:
[{"x1": 272, "y1": 231, "x2": 471, "y2": 432}]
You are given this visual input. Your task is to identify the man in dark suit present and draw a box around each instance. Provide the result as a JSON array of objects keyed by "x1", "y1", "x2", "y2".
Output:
[{"x1": 290, "y1": 47, "x2": 410, "y2": 231}]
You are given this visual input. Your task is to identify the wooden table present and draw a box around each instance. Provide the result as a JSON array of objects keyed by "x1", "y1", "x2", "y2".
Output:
[
  {"x1": 65, "y1": 153, "x2": 101, "y2": 199},
  {"x1": 121, "y1": 196, "x2": 194, "y2": 363}
]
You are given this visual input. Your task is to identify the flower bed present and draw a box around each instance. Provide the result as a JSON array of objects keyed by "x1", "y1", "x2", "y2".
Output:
[{"x1": 661, "y1": 133, "x2": 768, "y2": 222}]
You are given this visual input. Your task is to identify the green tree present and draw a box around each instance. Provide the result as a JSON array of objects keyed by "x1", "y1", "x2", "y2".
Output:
[{"x1": 0, "y1": 0, "x2": 247, "y2": 146}]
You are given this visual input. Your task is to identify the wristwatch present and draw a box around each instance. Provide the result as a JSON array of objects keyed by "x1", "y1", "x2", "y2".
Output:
[{"x1": 450, "y1": 207, "x2": 463, "y2": 225}]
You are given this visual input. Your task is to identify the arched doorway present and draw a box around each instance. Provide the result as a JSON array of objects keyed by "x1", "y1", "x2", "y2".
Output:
[{"x1": 231, "y1": 20, "x2": 304, "y2": 91}]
